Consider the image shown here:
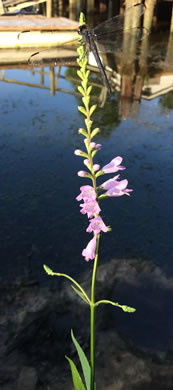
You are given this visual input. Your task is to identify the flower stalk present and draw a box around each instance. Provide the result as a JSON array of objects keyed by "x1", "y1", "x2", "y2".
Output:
[{"x1": 44, "y1": 12, "x2": 135, "y2": 390}]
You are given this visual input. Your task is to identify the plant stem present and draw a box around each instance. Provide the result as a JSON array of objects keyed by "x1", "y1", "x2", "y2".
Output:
[{"x1": 90, "y1": 233, "x2": 100, "y2": 390}]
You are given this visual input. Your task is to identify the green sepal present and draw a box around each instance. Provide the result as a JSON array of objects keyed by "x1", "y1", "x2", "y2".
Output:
[
  {"x1": 85, "y1": 119, "x2": 93, "y2": 131},
  {"x1": 95, "y1": 170, "x2": 104, "y2": 178},
  {"x1": 82, "y1": 96, "x2": 90, "y2": 108},
  {"x1": 78, "y1": 106, "x2": 87, "y2": 116},
  {"x1": 81, "y1": 173, "x2": 93, "y2": 180},
  {"x1": 71, "y1": 330, "x2": 91, "y2": 390},
  {"x1": 91, "y1": 127, "x2": 100, "y2": 138},
  {"x1": 66, "y1": 355, "x2": 86, "y2": 390},
  {"x1": 91, "y1": 150, "x2": 97, "y2": 158},
  {"x1": 71, "y1": 285, "x2": 90, "y2": 304},
  {"x1": 86, "y1": 70, "x2": 90, "y2": 79},
  {"x1": 87, "y1": 85, "x2": 92, "y2": 95},
  {"x1": 98, "y1": 194, "x2": 108, "y2": 200},
  {"x1": 78, "y1": 86, "x2": 85, "y2": 97},
  {"x1": 77, "y1": 70, "x2": 84, "y2": 80},
  {"x1": 82, "y1": 78, "x2": 88, "y2": 91},
  {"x1": 78, "y1": 128, "x2": 88, "y2": 137},
  {"x1": 77, "y1": 151, "x2": 89, "y2": 158},
  {"x1": 89, "y1": 105, "x2": 97, "y2": 116}
]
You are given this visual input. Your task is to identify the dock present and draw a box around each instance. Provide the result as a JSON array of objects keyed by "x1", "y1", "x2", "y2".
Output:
[{"x1": 0, "y1": 15, "x2": 79, "y2": 47}]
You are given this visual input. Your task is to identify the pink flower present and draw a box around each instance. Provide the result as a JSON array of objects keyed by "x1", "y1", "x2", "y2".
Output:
[
  {"x1": 100, "y1": 175, "x2": 120, "y2": 190},
  {"x1": 86, "y1": 216, "x2": 108, "y2": 235},
  {"x1": 82, "y1": 235, "x2": 97, "y2": 261},
  {"x1": 80, "y1": 199, "x2": 101, "y2": 218},
  {"x1": 76, "y1": 185, "x2": 96, "y2": 202},
  {"x1": 102, "y1": 156, "x2": 125, "y2": 174},
  {"x1": 105, "y1": 179, "x2": 133, "y2": 197}
]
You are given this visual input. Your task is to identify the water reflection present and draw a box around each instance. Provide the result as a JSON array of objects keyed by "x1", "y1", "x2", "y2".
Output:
[{"x1": 0, "y1": 29, "x2": 173, "y2": 390}]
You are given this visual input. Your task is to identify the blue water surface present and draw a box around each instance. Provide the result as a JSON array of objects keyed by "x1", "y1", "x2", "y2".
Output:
[{"x1": 0, "y1": 66, "x2": 173, "y2": 285}]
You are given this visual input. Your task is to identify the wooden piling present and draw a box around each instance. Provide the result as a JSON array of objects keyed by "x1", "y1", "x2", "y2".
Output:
[{"x1": 46, "y1": 0, "x2": 52, "y2": 18}]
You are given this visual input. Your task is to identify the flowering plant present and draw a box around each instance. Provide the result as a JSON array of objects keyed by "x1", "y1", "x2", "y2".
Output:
[{"x1": 44, "y1": 13, "x2": 135, "y2": 390}]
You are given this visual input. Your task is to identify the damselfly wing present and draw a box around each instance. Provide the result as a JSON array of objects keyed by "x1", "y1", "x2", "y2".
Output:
[{"x1": 28, "y1": 3, "x2": 148, "y2": 91}]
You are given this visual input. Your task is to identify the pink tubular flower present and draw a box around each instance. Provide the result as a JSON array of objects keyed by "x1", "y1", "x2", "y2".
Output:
[
  {"x1": 100, "y1": 175, "x2": 120, "y2": 190},
  {"x1": 76, "y1": 185, "x2": 96, "y2": 202},
  {"x1": 86, "y1": 216, "x2": 108, "y2": 235},
  {"x1": 80, "y1": 199, "x2": 101, "y2": 218},
  {"x1": 105, "y1": 179, "x2": 133, "y2": 197},
  {"x1": 102, "y1": 156, "x2": 125, "y2": 174},
  {"x1": 82, "y1": 235, "x2": 97, "y2": 261}
]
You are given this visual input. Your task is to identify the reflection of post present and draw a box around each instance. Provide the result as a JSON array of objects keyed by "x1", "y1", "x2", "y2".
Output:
[
  {"x1": 69, "y1": 0, "x2": 77, "y2": 20},
  {"x1": 143, "y1": 0, "x2": 157, "y2": 32},
  {"x1": 40, "y1": 67, "x2": 44, "y2": 86},
  {"x1": 50, "y1": 66, "x2": 55, "y2": 96},
  {"x1": 46, "y1": 0, "x2": 52, "y2": 17},
  {"x1": 166, "y1": 29, "x2": 173, "y2": 68},
  {"x1": 87, "y1": 0, "x2": 94, "y2": 14},
  {"x1": 55, "y1": 66, "x2": 61, "y2": 89},
  {"x1": 58, "y1": 0, "x2": 63, "y2": 16},
  {"x1": 120, "y1": 4, "x2": 141, "y2": 100}
]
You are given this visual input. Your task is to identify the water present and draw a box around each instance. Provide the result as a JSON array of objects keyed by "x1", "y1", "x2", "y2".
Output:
[{"x1": 0, "y1": 56, "x2": 173, "y2": 354}]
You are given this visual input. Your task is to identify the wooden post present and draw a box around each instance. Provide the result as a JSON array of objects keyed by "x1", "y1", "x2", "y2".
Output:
[
  {"x1": 143, "y1": 0, "x2": 157, "y2": 32},
  {"x1": 170, "y1": 2, "x2": 173, "y2": 34},
  {"x1": 46, "y1": 0, "x2": 52, "y2": 18}
]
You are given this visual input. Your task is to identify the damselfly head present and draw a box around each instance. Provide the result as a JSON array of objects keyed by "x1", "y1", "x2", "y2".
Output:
[{"x1": 78, "y1": 24, "x2": 88, "y2": 35}]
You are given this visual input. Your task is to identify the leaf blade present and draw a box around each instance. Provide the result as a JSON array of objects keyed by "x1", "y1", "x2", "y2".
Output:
[
  {"x1": 66, "y1": 355, "x2": 86, "y2": 390},
  {"x1": 71, "y1": 330, "x2": 91, "y2": 390}
]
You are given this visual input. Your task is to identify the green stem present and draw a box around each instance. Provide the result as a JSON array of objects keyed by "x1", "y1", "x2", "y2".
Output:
[{"x1": 90, "y1": 233, "x2": 100, "y2": 390}]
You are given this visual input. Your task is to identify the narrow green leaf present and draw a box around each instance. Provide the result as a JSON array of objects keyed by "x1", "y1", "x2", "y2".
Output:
[
  {"x1": 121, "y1": 305, "x2": 136, "y2": 313},
  {"x1": 79, "y1": 12, "x2": 86, "y2": 25},
  {"x1": 66, "y1": 356, "x2": 86, "y2": 390},
  {"x1": 78, "y1": 106, "x2": 87, "y2": 116},
  {"x1": 78, "y1": 128, "x2": 88, "y2": 137},
  {"x1": 43, "y1": 264, "x2": 54, "y2": 276},
  {"x1": 89, "y1": 105, "x2": 97, "y2": 116},
  {"x1": 71, "y1": 285, "x2": 90, "y2": 304},
  {"x1": 71, "y1": 330, "x2": 91, "y2": 390},
  {"x1": 78, "y1": 86, "x2": 85, "y2": 97},
  {"x1": 91, "y1": 127, "x2": 100, "y2": 138}
]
